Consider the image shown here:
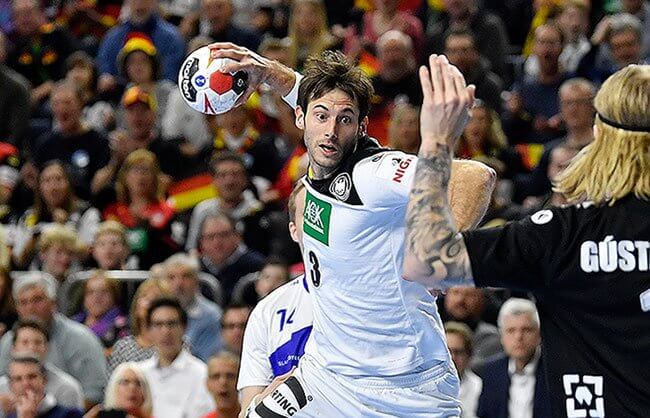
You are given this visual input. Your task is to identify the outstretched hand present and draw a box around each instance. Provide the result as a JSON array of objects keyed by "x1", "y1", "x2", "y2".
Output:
[
  {"x1": 418, "y1": 55, "x2": 475, "y2": 154},
  {"x1": 208, "y1": 42, "x2": 297, "y2": 107}
]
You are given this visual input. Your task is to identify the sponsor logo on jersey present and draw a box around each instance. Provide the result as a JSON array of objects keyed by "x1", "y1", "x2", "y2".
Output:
[
  {"x1": 304, "y1": 191, "x2": 331, "y2": 245},
  {"x1": 329, "y1": 173, "x2": 351, "y2": 201},
  {"x1": 392, "y1": 157, "x2": 413, "y2": 183},
  {"x1": 563, "y1": 374, "x2": 604, "y2": 417},
  {"x1": 180, "y1": 58, "x2": 199, "y2": 102},
  {"x1": 580, "y1": 236, "x2": 650, "y2": 273}
]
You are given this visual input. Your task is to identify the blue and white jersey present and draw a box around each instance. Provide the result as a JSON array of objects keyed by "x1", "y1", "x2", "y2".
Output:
[{"x1": 237, "y1": 275, "x2": 313, "y2": 390}]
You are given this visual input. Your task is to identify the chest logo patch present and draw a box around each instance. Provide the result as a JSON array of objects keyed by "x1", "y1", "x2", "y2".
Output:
[
  {"x1": 531, "y1": 209, "x2": 553, "y2": 225},
  {"x1": 562, "y1": 374, "x2": 604, "y2": 417},
  {"x1": 304, "y1": 191, "x2": 331, "y2": 246},
  {"x1": 329, "y1": 173, "x2": 352, "y2": 201}
]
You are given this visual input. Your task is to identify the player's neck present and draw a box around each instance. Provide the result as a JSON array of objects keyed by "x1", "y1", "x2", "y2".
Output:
[
  {"x1": 310, "y1": 164, "x2": 338, "y2": 180},
  {"x1": 216, "y1": 405, "x2": 241, "y2": 418}
]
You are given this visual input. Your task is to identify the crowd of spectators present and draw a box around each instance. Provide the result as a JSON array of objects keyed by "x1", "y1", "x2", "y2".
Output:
[{"x1": 0, "y1": 0, "x2": 647, "y2": 416}]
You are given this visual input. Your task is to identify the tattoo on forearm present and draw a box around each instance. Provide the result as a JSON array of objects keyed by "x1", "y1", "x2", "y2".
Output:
[{"x1": 405, "y1": 144, "x2": 472, "y2": 285}]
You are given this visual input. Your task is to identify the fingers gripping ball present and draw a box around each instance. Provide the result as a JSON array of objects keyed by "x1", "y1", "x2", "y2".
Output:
[{"x1": 178, "y1": 46, "x2": 248, "y2": 115}]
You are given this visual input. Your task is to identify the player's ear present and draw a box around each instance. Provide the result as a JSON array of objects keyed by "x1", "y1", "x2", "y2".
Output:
[
  {"x1": 295, "y1": 106, "x2": 305, "y2": 130},
  {"x1": 289, "y1": 221, "x2": 299, "y2": 243},
  {"x1": 359, "y1": 116, "x2": 369, "y2": 136}
]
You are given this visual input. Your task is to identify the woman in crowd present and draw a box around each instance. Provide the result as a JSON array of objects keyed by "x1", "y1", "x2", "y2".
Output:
[
  {"x1": 73, "y1": 270, "x2": 129, "y2": 351},
  {"x1": 455, "y1": 100, "x2": 511, "y2": 177},
  {"x1": 287, "y1": 0, "x2": 336, "y2": 71},
  {"x1": 13, "y1": 161, "x2": 100, "y2": 268},
  {"x1": 85, "y1": 362, "x2": 153, "y2": 418},
  {"x1": 0, "y1": 230, "x2": 15, "y2": 336},
  {"x1": 388, "y1": 102, "x2": 421, "y2": 155},
  {"x1": 108, "y1": 278, "x2": 170, "y2": 371},
  {"x1": 90, "y1": 220, "x2": 135, "y2": 270},
  {"x1": 103, "y1": 150, "x2": 178, "y2": 269}
]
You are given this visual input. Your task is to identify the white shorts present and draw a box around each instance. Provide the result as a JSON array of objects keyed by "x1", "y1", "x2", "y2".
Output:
[{"x1": 248, "y1": 354, "x2": 461, "y2": 417}]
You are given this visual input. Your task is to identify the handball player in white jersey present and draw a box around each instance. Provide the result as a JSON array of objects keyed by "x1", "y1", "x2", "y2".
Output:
[{"x1": 208, "y1": 43, "x2": 494, "y2": 417}]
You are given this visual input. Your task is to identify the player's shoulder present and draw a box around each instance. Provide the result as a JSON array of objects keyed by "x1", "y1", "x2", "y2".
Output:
[{"x1": 354, "y1": 149, "x2": 416, "y2": 183}]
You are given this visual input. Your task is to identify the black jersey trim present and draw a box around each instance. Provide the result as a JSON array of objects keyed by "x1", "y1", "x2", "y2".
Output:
[{"x1": 306, "y1": 135, "x2": 389, "y2": 206}]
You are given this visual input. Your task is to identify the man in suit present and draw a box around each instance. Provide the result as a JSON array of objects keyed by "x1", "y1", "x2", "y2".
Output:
[{"x1": 477, "y1": 298, "x2": 550, "y2": 418}]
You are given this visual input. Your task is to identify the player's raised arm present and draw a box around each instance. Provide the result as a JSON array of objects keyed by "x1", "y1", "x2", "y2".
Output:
[
  {"x1": 208, "y1": 42, "x2": 300, "y2": 108},
  {"x1": 403, "y1": 55, "x2": 493, "y2": 286}
]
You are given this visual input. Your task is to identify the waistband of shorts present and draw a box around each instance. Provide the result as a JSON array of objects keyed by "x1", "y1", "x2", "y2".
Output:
[{"x1": 346, "y1": 359, "x2": 451, "y2": 389}]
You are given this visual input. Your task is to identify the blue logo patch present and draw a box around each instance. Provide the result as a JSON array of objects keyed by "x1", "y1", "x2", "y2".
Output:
[{"x1": 194, "y1": 75, "x2": 206, "y2": 87}]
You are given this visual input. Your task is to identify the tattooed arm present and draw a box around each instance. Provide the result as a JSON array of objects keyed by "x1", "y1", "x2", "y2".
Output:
[{"x1": 403, "y1": 55, "x2": 495, "y2": 287}]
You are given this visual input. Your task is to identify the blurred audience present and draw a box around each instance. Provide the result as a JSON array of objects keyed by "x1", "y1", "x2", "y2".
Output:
[
  {"x1": 89, "y1": 221, "x2": 134, "y2": 270},
  {"x1": 444, "y1": 29, "x2": 504, "y2": 113},
  {"x1": 72, "y1": 271, "x2": 129, "y2": 350},
  {"x1": 477, "y1": 298, "x2": 550, "y2": 418},
  {"x1": 85, "y1": 362, "x2": 153, "y2": 418},
  {"x1": 504, "y1": 23, "x2": 568, "y2": 144},
  {"x1": 5, "y1": 355, "x2": 83, "y2": 418},
  {"x1": 139, "y1": 297, "x2": 214, "y2": 418},
  {"x1": 0, "y1": 319, "x2": 84, "y2": 414},
  {"x1": 202, "y1": 352, "x2": 240, "y2": 418},
  {"x1": 0, "y1": 272, "x2": 107, "y2": 406},
  {"x1": 0, "y1": 33, "x2": 30, "y2": 150},
  {"x1": 13, "y1": 161, "x2": 99, "y2": 270},
  {"x1": 197, "y1": 213, "x2": 265, "y2": 305},
  {"x1": 254, "y1": 257, "x2": 290, "y2": 300},
  {"x1": 426, "y1": 0, "x2": 509, "y2": 79},
  {"x1": 445, "y1": 321, "x2": 481, "y2": 418},
  {"x1": 109, "y1": 278, "x2": 170, "y2": 371},
  {"x1": 32, "y1": 81, "x2": 110, "y2": 199},
  {"x1": 96, "y1": 0, "x2": 184, "y2": 89},
  {"x1": 220, "y1": 303, "x2": 250, "y2": 355},
  {"x1": 162, "y1": 253, "x2": 222, "y2": 361},
  {"x1": 102, "y1": 150, "x2": 179, "y2": 269},
  {"x1": 443, "y1": 287, "x2": 503, "y2": 368}
]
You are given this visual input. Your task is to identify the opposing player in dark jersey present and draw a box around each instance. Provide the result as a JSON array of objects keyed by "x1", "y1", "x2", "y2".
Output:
[{"x1": 404, "y1": 59, "x2": 650, "y2": 417}]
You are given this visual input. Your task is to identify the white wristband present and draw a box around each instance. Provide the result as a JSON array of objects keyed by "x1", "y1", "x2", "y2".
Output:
[{"x1": 281, "y1": 72, "x2": 303, "y2": 110}]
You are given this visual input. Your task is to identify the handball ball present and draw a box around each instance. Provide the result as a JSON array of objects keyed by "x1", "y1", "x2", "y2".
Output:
[{"x1": 178, "y1": 46, "x2": 248, "y2": 115}]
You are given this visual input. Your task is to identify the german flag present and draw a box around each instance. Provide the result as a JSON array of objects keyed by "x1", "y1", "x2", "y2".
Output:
[{"x1": 166, "y1": 173, "x2": 217, "y2": 213}]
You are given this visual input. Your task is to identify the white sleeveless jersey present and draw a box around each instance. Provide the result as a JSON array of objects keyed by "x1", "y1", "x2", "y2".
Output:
[
  {"x1": 237, "y1": 275, "x2": 313, "y2": 390},
  {"x1": 301, "y1": 137, "x2": 450, "y2": 377}
]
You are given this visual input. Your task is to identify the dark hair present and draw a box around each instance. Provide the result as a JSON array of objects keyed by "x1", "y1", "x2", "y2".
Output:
[
  {"x1": 120, "y1": 50, "x2": 161, "y2": 82},
  {"x1": 34, "y1": 160, "x2": 77, "y2": 223},
  {"x1": 209, "y1": 151, "x2": 247, "y2": 176},
  {"x1": 262, "y1": 256, "x2": 290, "y2": 283},
  {"x1": 221, "y1": 302, "x2": 251, "y2": 326},
  {"x1": 12, "y1": 318, "x2": 50, "y2": 346},
  {"x1": 298, "y1": 50, "x2": 374, "y2": 120},
  {"x1": 65, "y1": 51, "x2": 98, "y2": 93},
  {"x1": 8, "y1": 354, "x2": 47, "y2": 378},
  {"x1": 146, "y1": 297, "x2": 188, "y2": 328}
]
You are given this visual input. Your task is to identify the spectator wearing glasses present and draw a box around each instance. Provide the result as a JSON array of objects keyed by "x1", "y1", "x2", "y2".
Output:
[
  {"x1": 138, "y1": 298, "x2": 214, "y2": 418},
  {"x1": 445, "y1": 321, "x2": 482, "y2": 418},
  {"x1": 220, "y1": 303, "x2": 250, "y2": 355},
  {"x1": 197, "y1": 214, "x2": 264, "y2": 305},
  {"x1": 0, "y1": 272, "x2": 107, "y2": 407}
]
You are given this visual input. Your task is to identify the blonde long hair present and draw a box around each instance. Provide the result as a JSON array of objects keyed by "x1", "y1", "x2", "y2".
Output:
[
  {"x1": 287, "y1": 0, "x2": 333, "y2": 69},
  {"x1": 554, "y1": 65, "x2": 650, "y2": 205}
]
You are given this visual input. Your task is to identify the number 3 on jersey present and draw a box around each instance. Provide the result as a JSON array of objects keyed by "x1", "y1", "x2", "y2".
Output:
[{"x1": 308, "y1": 251, "x2": 321, "y2": 288}]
